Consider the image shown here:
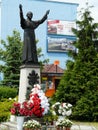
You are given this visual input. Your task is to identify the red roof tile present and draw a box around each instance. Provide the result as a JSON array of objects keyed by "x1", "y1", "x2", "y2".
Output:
[{"x1": 42, "y1": 64, "x2": 64, "y2": 73}]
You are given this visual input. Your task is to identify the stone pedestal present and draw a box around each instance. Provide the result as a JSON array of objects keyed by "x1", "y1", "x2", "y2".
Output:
[{"x1": 18, "y1": 64, "x2": 40, "y2": 103}]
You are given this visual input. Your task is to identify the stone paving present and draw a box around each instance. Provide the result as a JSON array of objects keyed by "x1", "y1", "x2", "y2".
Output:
[{"x1": 0, "y1": 121, "x2": 97, "y2": 130}]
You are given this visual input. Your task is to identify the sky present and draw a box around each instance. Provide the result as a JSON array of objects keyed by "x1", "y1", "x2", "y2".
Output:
[
  {"x1": 0, "y1": 0, "x2": 1, "y2": 40},
  {"x1": 0, "y1": 0, "x2": 98, "y2": 39},
  {"x1": 49, "y1": 0, "x2": 98, "y2": 22}
]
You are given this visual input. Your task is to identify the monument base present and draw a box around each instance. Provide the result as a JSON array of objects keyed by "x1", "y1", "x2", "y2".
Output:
[{"x1": 18, "y1": 64, "x2": 40, "y2": 103}]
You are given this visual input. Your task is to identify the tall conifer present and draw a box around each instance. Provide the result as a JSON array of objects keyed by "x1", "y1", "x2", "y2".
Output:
[{"x1": 53, "y1": 4, "x2": 98, "y2": 121}]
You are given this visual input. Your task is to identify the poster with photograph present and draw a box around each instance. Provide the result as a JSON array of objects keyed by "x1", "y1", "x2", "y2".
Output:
[
  {"x1": 47, "y1": 20, "x2": 76, "y2": 36},
  {"x1": 47, "y1": 36, "x2": 76, "y2": 52}
]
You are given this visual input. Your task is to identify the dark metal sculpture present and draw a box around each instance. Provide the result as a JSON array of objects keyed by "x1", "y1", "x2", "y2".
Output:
[
  {"x1": 28, "y1": 70, "x2": 39, "y2": 87},
  {"x1": 19, "y1": 4, "x2": 50, "y2": 64}
]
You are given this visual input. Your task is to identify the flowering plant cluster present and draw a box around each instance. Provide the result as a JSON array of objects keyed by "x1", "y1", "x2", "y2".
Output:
[
  {"x1": 11, "y1": 84, "x2": 50, "y2": 117},
  {"x1": 29, "y1": 84, "x2": 49, "y2": 117},
  {"x1": 56, "y1": 118, "x2": 73, "y2": 127},
  {"x1": 51, "y1": 102, "x2": 72, "y2": 116},
  {"x1": 23, "y1": 119, "x2": 41, "y2": 129},
  {"x1": 10, "y1": 102, "x2": 30, "y2": 116}
]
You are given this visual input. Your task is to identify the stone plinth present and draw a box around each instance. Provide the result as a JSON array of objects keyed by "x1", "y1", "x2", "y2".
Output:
[{"x1": 18, "y1": 64, "x2": 40, "y2": 103}]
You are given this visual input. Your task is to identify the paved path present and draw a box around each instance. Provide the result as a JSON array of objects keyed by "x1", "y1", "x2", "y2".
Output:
[{"x1": 0, "y1": 121, "x2": 97, "y2": 130}]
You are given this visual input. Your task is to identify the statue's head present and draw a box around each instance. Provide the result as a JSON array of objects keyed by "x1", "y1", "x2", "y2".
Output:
[{"x1": 26, "y1": 11, "x2": 33, "y2": 19}]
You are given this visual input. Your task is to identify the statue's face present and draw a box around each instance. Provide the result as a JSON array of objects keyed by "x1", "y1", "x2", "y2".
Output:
[{"x1": 26, "y1": 12, "x2": 33, "y2": 19}]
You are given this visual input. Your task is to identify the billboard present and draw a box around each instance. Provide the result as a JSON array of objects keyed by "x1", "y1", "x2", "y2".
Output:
[
  {"x1": 47, "y1": 36, "x2": 76, "y2": 52},
  {"x1": 47, "y1": 19, "x2": 76, "y2": 52},
  {"x1": 47, "y1": 20, "x2": 76, "y2": 36}
]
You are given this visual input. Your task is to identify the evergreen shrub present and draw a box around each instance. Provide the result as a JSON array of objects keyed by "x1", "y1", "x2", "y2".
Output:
[{"x1": 0, "y1": 86, "x2": 18, "y2": 100}]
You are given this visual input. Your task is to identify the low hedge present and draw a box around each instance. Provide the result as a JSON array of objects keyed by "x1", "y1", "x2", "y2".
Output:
[{"x1": 0, "y1": 86, "x2": 18, "y2": 100}]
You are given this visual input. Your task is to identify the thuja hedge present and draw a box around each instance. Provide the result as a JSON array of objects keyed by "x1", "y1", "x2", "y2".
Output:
[{"x1": 0, "y1": 86, "x2": 18, "y2": 100}]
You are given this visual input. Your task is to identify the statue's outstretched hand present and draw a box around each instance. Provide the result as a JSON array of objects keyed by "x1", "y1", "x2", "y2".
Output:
[
  {"x1": 19, "y1": 4, "x2": 22, "y2": 11},
  {"x1": 46, "y1": 10, "x2": 50, "y2": 15}
]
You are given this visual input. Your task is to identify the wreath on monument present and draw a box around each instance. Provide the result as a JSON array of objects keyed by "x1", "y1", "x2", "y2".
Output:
[
  {"x1": 11, "y1": 84, "x2": 50, "y2": 117},
  {"x1": 11, "y1": 70, "x2": 50, "y2": 117}
]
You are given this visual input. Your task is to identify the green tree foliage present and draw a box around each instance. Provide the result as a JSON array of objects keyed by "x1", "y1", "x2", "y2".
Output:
[
  {"x1": 0, "y1": 30, "x2": 22, "y2": 86},
  {"x1": 37, "y1": 47, "x2": 49, "y2": 70},
  {"x1": 52, "y1": 4, "x2": 98, "y2": 121}
]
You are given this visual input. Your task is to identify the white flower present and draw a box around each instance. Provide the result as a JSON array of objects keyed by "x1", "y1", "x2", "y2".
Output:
[
  {"x1": 51, "y1": 102, "x2": 72, "y2": 116},
  {"x1": 23, "y1": 119, "x2": 41, "y2": 129},
  {"x1": 34, "y1": 84, "x2": 41, "y2": 89},
  {"x1": 67, "y1": 103, "x2": 72, "y2": 108},
  {"x1": 66, "y1": 109, "x2": 72, "y2": 116},
  {"x1": 59, "y1": 105, "x2": 63, "y2": 109},
  {"x1": 62, "y1": 110, "x2": 66, "y2": 116},
  {"x1": 58, "y1": 109, "x2": 62, "y2": 114},
  {"x1": 55, "y1": 102, "x2": 60, "y2": 105}
]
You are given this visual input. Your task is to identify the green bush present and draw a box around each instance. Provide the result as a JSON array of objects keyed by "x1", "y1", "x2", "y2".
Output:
[
  {"x1": 0, "y1": 86, "x2": 18, "y2": 100},
  {"x1": 0, "y1": 86, "x2": 18, "y2": 122},
  {"x1": 0, "y1": 112, "x2": 10, "y2": 122},
  {"x1": 0, "y1": 98, "x2": 15, "y2": 122},
  {"x1": 72, "y1": 94, "x2": 98, "y2": 121}
]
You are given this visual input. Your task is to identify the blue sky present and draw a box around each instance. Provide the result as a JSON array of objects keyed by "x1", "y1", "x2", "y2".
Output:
[{"x1": 0, "y1": 0, "x2": 1, "y2": 37}]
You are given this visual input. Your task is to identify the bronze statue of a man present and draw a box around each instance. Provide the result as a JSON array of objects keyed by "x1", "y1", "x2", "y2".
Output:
[{"x1": 19, "y1": 4, "x2": 50, "y2": 64}]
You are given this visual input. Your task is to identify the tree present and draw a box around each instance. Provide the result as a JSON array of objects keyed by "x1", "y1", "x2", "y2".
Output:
[
  {"x1": 52, "y1": 4, "x2": 98, "y2": 121},
  {"x1": 0, "y1": 30, "x2": 22, "y2": 86},
  {"x1": 0, "y1": 30, "x2": 49, "y2": 87}
]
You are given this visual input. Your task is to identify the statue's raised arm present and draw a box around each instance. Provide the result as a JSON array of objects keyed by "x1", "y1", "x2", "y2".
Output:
[
  {"x1": 37, "y1": 10, "x2": 50, "y2": 25},
  {"x1": 19, "y1": 4, "x2": 25, "y2": 29}
]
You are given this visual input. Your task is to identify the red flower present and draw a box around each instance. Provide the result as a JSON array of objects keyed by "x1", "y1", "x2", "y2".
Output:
[
  {"x1": 29, "y1": 102, "x2": 34, "y2": 108},
  {"x1": 11, "y1": 108, "x2": 16, "y2": 115},
  {"x1": 23, "y1": 101, "x2": 28, "y2": 108},
  {"x1": 13, "y1": 102, "x2": 21, "y2": 108},
  {"x1": 28, "y1": 110, "x2": 33, "y2": 116}
]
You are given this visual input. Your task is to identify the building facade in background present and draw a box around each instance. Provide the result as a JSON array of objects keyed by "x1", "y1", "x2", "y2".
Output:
[{"x1": 1, "y1": 0, "x2": 78, "y2": 72}]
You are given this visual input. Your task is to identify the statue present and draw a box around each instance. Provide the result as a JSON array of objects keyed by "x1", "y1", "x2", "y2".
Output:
[{"x1": 19, "y1": 4, "x2": 50, "y2": 64}]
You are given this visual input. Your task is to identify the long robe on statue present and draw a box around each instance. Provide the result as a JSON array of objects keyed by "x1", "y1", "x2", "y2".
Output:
[{"x1": 19, "y1": 5, "x2": 49, "y2": 64}]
